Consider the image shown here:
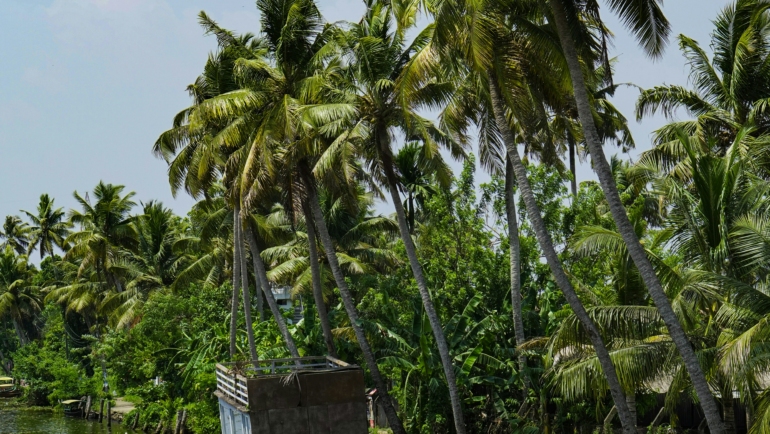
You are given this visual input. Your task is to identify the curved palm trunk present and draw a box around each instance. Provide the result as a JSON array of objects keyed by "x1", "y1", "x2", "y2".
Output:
[
  {"x1": 488, "y1": 73, "x2": 635, "y2": 434},
  {"x1": 380, "y1": 154, "x2": 467, "y2": 434},
  {"x1": 547, "y1": 2, "x2": 725, "y2": 432},
  {"x1": 568, "y1": 138, "x2": 577, "y2": 196},
  {"x1": 255, "y1": 278, "x2": 265, "y2": 322},
  {"x1": 505, "y1": 161, "x2": 527, "y2": 398},
  {"x1": 302, "y1": 203, "x2": 338, "y2": 358},
  {"x1": 244, "y1": 223, "x2": 300, "y2": 360},
  {"x1": 235, "y1": 206, "x2": 259, "y2": 364},
  {"x1": 302, "y1": 172, "x2": 406, "y2": 434},
  {"x1": 230, "y1": 209, "x2": 241, "y2": 358}
]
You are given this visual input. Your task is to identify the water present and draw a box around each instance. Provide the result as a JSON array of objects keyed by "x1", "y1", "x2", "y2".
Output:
[{"x1": 0, "y1": 408, "x2": 139, "y2": 434}]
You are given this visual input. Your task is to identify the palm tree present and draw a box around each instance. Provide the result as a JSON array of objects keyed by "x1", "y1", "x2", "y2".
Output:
[
  {"x1": 23, "y1": 194, "x2": 70, "y2": 260},
  {"x1": 0, "y1": 246, "x2": 40, "y2": 346},
  {"x1": 439, "y1": 61, "x2": 530, "y2": 399},
  {"x1": 432, "y1": 0, "x2": 639, "y2": 430},
  {"x1": 0, "y1": 216, "x2": 31, "y2": 256},
  {"x1": 340, "y1": 4, "x2": 469, "y2": 431},
  {"x1": 66, "y1": 182, "x2": 137, "y2": 294},
  {"x1": 637, "y1": 0, "x2": 770, "y2": 150},
  {"x1": 393, "y1": 142, "x2": 438, "y2": 233},
  {"x1": 153, "y1": 20, "x2": 265, "y2": 360},
  {"x1": 544, "y1": 1, "x2": 725, "y2": 431}
]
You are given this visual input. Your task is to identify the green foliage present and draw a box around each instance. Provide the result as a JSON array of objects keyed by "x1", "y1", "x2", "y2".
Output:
[{"x1": 12, "y1": 306, "x2": 97, "y2": 405}]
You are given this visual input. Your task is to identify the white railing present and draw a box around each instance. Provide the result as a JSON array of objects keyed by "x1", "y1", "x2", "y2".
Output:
[{"x1": 216, "y1": 364, "x2": 249, "y2": 407}]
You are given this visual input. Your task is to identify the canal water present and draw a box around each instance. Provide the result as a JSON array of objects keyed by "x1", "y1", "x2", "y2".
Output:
[{"x1": 0, "y1": 408, "x2": 139, "y2": 433}]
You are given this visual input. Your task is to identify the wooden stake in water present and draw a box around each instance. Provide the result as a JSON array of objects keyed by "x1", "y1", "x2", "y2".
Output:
[
  {"x1": 83, "y1": 396, "x2": 91, "y2": 420},
  {"x1": 98, "y1": 399, "x2": 105, "y2": 423},
  {"x1": 106, "y1": 399, "x2": 111, "y2": 427}
]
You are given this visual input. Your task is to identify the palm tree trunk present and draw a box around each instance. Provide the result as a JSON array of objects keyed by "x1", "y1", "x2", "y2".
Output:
[
  {"x1": 302, "y1": 202, "x2": 338, "y2": 358},
  {"x1": 723, "y1": 391, "x2": 735, "y2": 434},
  {"x1": 255, "y1": 277, "x2": 265, "y2": 322},
  {"x1": 505, "y1": 160, "x2": 527, "y2": 398},
  {"x1": 302, "y1": 170, "x2": 406, "y2": 434},
  {"x1": 12, "y1": 319, "x2": 28, "y2": 347},
  {"x1": 408, "y1": 192, "x2": 415, "y2": 233},
  {"x1": 569, "y1": 137, "x2": 577, "y2": 196},
  {"x1": 626, "y1": 391, "x2": 636, "y2": 430},
  {"x1": 244, "y1": 223, "x2": 301, "y2": 360},
  {"x1": 230, "y1": 209, "x2": 241, "y2": 359},
  {"x1": 235, "y1": 205, "x2": 258, "y2": 364},
  {"x1": 380, "y1": 152, "x2": 467, "y2": 434},
  {"x1": 488, "y1": 72, "x2": 635, "y2": 434},
  {"x1": 547, "y1": 2, "x2": 725, "y2": 432}
]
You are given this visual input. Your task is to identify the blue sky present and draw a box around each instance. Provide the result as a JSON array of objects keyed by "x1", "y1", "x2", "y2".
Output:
[{"x1": 0, "y1": 0, "x2": 726, "y2": 225}]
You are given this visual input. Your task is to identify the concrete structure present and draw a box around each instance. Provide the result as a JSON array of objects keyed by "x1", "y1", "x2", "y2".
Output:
[
  {"x1": 215, "y1": 356, "x2": 368, "y2": 434},
  {"x1": 270, "y1": 284, "x2": 303, "y2": 324}
]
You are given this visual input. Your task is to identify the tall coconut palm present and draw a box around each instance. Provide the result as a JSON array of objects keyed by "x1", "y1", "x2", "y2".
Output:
[
  {"x1": 439, "y1": 60, "x2": 530, "y2": 397},
  {"x1": 0, "y1": 216, "x2": 31, "y2": 256},
  {"x1": 23, "y1": 194, "x2": 70, "y2": 260},
  {"x1": 432, "y1": 0, "x2": 639, "y2": 430},
  {"x1": 340, "y1": 4, "x2": 469, "y2": 431},
  {"x1": 153, "y1": 20, "x2": 266, "y2": 360},
  {"x1": 543, "y1": 1, "x2": 725, "y2": 431}
]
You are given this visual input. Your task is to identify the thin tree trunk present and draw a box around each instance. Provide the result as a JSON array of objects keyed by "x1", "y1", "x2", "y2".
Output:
[
  {"x1": 488, "y1": 72, "x2": 635, "y2": 434},
  {"x1": 302, "y1": 170, "x2": 406, "y2": 434},
  {"x1": 380, "y1": 153, "x2": 467, "y2": 434},
  {"x1": 723, "y1": 391, "x2": 735, "y2": 434},
  {"x1": 302, "y1": 202, "x2": 337, "y2": 358},
  {"x1": 244, "y1": 224, "x2": 300, "y2": 360},
  {"x1": 230, "y1": 209, "x2": 241, "y2": 359},
  {"x1": 12, "y1": 319, "x2": 27, "y2": 346},
  {"x1": 408, "y1": 192, "x2": 415, "y2": 233},
  {"x1": 505, "y1": 160, "x2": 527, "y2": 398},
  {"x1": 255, "y1": 277, "x2": 264, "y2": 322},
  {"x1": 626, "y1": 391, "x2": 636, "y2": 431},
  {"x1": 235, "y1": 205, "x2": 258, "y2": 364},
  {"x1": 569, "y1": 138, "x2": 577, "y2": 196},
  {"x1": 547, "y1": 2, "x2": 725, "y2": 432}
]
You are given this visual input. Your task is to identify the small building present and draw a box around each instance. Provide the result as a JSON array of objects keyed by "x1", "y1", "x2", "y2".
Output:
[
  {"x1": 270, "y1": 284, "x2": 303, "y2": 324},
  {"x1": 215, "y1": 356, "x2": 368, "y2": 434}
]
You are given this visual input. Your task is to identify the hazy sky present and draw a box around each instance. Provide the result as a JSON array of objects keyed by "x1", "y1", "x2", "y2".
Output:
[{"x1": 0, "y1": 0, "x2": 728, "y2": 226}]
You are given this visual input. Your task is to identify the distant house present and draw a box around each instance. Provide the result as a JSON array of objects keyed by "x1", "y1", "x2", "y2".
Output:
[{"x1": 268, "y1": 284, "x2": 303, "y2": 324}]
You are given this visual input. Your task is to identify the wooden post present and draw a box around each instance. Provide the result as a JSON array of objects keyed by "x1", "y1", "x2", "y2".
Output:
[
  {"x1": 603, "y1": 405, "x2": 617, "y2": 434},
  {"x1": 132, "y1": 411, "x2": 140, "y2": 430},
  {"x1": 179, "y1": 410, "x2": 187, "y2": 434},
  {"x1": 98, "y1": 399, "x2": 105, "y2": 423},
  {"x1": 154, "y1": 419, "x2": 163, "y2": 434},
  {"x1": 107, "y1": 399, "x2": 112, "y2": 427},
  {"x1": 650, "y1": 407, "x2": 666, "y2": 428},
  {"x1": 174, "y1": 410, "x2": 184, "y2": 434},
  {"x1": 83, "y1": 396, "x2": 92, "y2": 420}
]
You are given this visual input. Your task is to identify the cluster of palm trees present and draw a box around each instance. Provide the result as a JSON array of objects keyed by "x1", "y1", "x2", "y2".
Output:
[
  {"x1": 4, "y1": 0, "x2": 770, "y2": 432},
  {"x1": 145, "y1": 0, "x2": 770, "y2": 432}
]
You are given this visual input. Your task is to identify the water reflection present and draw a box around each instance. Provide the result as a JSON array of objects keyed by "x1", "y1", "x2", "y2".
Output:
[{"x1": 0, "y1": 408, "x2": 138, "y2": 434}]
